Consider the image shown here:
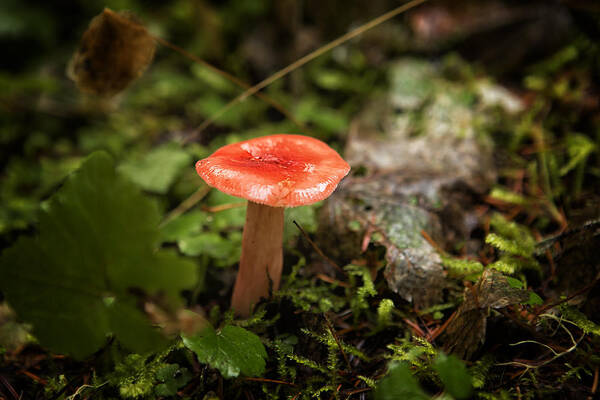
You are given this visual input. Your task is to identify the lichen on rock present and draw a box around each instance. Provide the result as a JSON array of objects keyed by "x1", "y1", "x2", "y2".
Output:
[{"x1": 319, "y1": 57, "x2": 523, "y2": 308}]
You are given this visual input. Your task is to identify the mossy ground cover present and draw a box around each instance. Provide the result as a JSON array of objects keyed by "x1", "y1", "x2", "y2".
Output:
[{"x1": 1, "y1": 1, "x2": 599, "y2": 399}]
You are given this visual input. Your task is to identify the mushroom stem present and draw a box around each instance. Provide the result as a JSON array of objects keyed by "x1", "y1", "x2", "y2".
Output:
[{"x1": 231, "y1": 201, "x2": 284, "y2": 316}]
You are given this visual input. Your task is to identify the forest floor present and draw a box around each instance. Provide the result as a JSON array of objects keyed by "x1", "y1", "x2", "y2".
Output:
[{"x1": 1, "y1": 1, "x2": 599, "y2": 399}]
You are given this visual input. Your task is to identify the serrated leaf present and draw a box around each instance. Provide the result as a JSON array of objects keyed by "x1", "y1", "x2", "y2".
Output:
[
  {"x1": 374, "y1": 362, "x2": 429, "y2": 400},
  {"x1": 0, "y1": 152, "x2": 197, "y2": 359},
  {"x1": 118, "y1": 143, "x2": 191, "y2": 194},
  {"x1": 433, "y1": 354, "x2": 473, "y2": 400},
  {"x1": 182, "y1": 325, "x2": 267, "y2": 378}
]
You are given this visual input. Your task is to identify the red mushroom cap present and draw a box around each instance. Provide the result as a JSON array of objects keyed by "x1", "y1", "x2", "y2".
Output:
[{"x1": 196, "y1": 134, "x2": 350, "y2": 207}]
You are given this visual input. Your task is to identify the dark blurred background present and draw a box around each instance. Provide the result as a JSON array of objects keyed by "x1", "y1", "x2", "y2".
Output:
[{"x1": 1, "y1": 0, "x2": 599, "y2": 240}]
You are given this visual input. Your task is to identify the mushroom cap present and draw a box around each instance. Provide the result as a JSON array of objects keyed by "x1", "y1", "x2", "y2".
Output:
[{"x1": 196, "y1": 134, "x2": 350, "y2": 207}]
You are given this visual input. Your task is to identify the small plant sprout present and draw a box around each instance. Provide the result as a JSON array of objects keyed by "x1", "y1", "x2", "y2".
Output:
[{"x1": 196, "y1": 134, "x2": 350, "y2": 316}]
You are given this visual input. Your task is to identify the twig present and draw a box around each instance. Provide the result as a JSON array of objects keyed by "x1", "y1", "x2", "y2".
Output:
[
  {"x1": 18, "y1": 370, "x2": 47, "y2": 385},
  {"x1": 534, "y1": 218, "x2": 600, "y2": 256},
  {"x1": 184, "y1": 0, "x2": 429, "y2": 141},
  {"x1": 428, "y1": 310, "x2": 457, "y2": 341},
  {"x1": 202, "y1": 201, "x2": 247, "y2": 213},
  {"x1": 497, "y1": 315, "x2": 585, "y2": 372},
  {"x1": 0, "y1": 376, "x2": 19, "y2": 400},
  {"x1": 420, "y1": 229, "x2": 444, "y2": 253},
  {"x1": 534, "y1": 277, "x2": 600, "y2": 317},
  {"x1": 590, "y1": 366, "x2": 599, "y2": 400},
  {"x1": 293, "y1": 220, "x2": 346, "y2": 275},
  {"x1": 152, "y1": 35, "x2": 307, "y2": 134},
  {"x1": 65, "y1": 382, "x2": 108, "y2": 400},
  {"x1": 324, "y1": 315, "x2": 352, "y2": 372},
  {"x1": 344, "y1": 387, "x2": 372, "y2": 396},
  {"x1": 160, "y1": 186, "x2": 210, "y2": 227},
  {"x1": 316, "y1": 273, "x2": 351, "y2": 288},
  {"x1": 403, "y1": 318, "x2": 425, "y2": 337},
  {"x1": 243, "y1": 377, "x2": 297, "y2": 387}
]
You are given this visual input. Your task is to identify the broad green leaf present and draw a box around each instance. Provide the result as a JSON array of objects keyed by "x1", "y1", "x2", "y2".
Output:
[
  {"x1": 433, "y1": 354, "x2": 473, "y2": 400},
  {"x1": 39, "y1": 157, "x2": 82, "y2": 195},
  {"x1": 374, "y1": 362, "x2": 429, "y2": 400},
  {"x1": 160, "y1": 210, "x2": 208, "y2": 242},
  {"x1": 118, "y1": 143, "x2": 192, "y2": 194},
  {"x1": 182, "y1": 325, "x2": 267, "y2": 378},
  {"x1": 178, "y1": 232, "x2": 242, "y2": 267},
  {"x1": 206, "y1": 191, "x2": 246, "y2": 230},
  {"x1": 0, "y1": 152, "x2": 197, "y2": 359}
]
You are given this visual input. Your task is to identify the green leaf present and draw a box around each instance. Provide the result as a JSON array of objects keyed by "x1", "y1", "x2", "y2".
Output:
[
  {"x1": 505, "y1": 276, "x2": 524, "y2": 289},
  {"x1": 313, "y1": 69, "x2": 352, "y2": 90},
  {"x1": 433, "y1": 354, "x2": 473, "y2": 400},
  {"x1": 0, "y1": 152, "x2": 198, "y2": 359},
  {"x1": 118, "y1": 143, "x2": 192, "y2": 194},
  {"x1": 507, "y1": 279, "x2": 543, "y2": 306},
  {"x1": 160, "y1": 210, "x2": 207, "y2": 242},
  {"x1": 206, "y1": 191, "x2": 246, "y2": 231},
  {"x1": 295, "y1": 97, "x2": 348, "y2": 134},
  {"x1": 182, "y1": 325, "x2": 267, "y2": 378},
  {"x1": 525, "y1": 292, "x2": 543, "y2": 306},
  {"x1": 374, "y1": 362, "x2": 429, "y2": 400},
  {"x1": 154, "y1": 363, "x2": 192, "y2": 397},
  {"x1": 178, "y1": 232, "x2": 241, "y2": 267}
]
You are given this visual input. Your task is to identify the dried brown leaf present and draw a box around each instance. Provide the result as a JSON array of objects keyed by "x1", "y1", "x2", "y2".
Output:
[
  {"x1": 442, "y1": 269, "x2": 529, "y2": 359},
  {"x1": 67, "y1": 8, "x2": 155, "y2": 97}
]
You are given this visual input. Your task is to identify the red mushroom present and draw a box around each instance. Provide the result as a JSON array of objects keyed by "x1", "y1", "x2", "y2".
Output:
[{"x1": 196, "y1": 134, "x2": 350, "y2": 316}]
